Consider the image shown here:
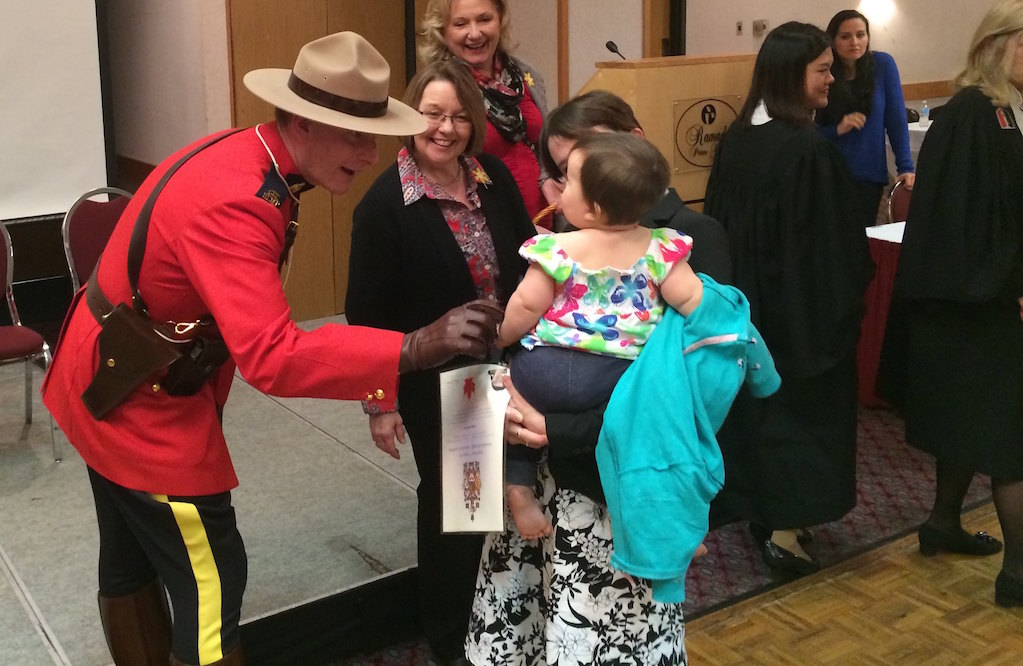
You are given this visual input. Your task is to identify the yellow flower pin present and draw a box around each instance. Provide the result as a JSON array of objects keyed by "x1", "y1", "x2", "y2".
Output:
[
  {"x1": 524, "y1": 72, "x2": 535, "y2": 88},
  {"x1": 471, "y1": 167, "x2": 492, "y2": 186}
]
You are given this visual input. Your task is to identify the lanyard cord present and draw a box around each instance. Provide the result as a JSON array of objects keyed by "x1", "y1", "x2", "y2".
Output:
[{"x1": 255, "y1": 124, "x2": 302, "y2": 283}]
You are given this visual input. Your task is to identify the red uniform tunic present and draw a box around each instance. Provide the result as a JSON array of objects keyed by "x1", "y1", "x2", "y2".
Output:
[{"x1": 43, "y1": 124, "x2": 402, "y2": 496}]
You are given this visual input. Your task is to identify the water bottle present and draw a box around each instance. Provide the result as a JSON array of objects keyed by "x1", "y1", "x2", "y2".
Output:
[{"x1": 919, "y1": 101, "x2": 930, "y2": 127}]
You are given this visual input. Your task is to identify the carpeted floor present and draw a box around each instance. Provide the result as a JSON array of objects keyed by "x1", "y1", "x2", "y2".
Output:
[{"x1": 333, "y1": 406, "x2": 993, "y2": 665}]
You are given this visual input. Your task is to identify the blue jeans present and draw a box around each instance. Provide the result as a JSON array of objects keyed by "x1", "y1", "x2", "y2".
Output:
[{"x1": 506, "y1": 346, "x2": 630, "y2": 486}]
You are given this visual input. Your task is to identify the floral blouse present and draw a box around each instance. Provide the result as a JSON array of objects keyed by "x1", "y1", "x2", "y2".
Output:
[
  {"x1": 397, "y1": 147, "x2": 500, "y2": 300},
  {"x1": 520, "y1": 228, "x2": 694, "y2": 359}
]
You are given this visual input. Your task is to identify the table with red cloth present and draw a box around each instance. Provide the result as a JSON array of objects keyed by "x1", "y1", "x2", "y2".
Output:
[{"x1": 857, "y1": 222, "x2": 904, "y2": 407}]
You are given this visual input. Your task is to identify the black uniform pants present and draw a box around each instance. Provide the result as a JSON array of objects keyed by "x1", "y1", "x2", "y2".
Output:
[{"x1": 88, "y1": 467, "x2": 246, "y2": 664}]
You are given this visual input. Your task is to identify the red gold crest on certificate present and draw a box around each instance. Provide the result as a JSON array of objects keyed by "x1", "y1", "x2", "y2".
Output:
[{"x1": 463, "y1": 461, "x2": 482, "y2": 519}]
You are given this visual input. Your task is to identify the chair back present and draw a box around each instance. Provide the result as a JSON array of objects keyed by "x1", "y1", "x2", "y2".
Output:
[
  {"x1": 1, "y1": 223, "x2": 22, "y2": 325},
  {"x1": 1, "y1": 218, "x2": 60, "y2": 460},
  {"x1": 887, "y1": 180, "x2": 912, "y2": 224},
  {"x1": 62, "y1": 187, "x2": 132, "y2": 292}
]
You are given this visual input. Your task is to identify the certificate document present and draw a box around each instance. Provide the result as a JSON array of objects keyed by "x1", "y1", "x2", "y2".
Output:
[{"x1": 439, "y1": 363, "x2": 509, "y2": 533}]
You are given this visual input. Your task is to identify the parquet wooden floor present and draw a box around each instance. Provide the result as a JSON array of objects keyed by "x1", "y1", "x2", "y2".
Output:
[{"x1": 686, "y1": 503, "x2": 1023, "y2": 665}]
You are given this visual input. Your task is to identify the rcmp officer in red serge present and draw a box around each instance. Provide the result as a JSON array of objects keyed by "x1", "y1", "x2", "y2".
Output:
[{"x1": 42, "y1": 32, "x2": 503, "y2": 666}]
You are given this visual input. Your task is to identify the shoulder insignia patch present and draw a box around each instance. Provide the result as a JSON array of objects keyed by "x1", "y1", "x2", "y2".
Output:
[
  {"x1": 286, "y1": 174, "x2": 313, "y2": 196},
  {"x1": 256, "y1": 169, "x2": 288, "y2": 208},
  {"x1": 996, "y1": 107, "x2": 1017, "y2": 130}
]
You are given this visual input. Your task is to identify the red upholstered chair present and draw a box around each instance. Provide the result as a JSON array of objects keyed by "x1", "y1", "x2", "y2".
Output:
[
  {"x1": 887, "y1": 179, "x2": 912, "y2": 224},
  {"x1": 1, "y1": 223, "x2": 59, "y2": 461},
  {"x1": 62, "y1": 187, "x2": 132, "y2": 292}
]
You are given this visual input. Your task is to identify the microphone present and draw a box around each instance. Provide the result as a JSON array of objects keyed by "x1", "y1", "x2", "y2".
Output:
[{"x1": 605, "y1": 40, "x2": 627, "y2": 60}]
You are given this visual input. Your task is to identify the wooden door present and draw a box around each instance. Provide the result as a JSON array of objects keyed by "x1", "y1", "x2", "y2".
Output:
[
  {"x1": 326, "y1": 2, "x2": 407, "y2": 315},
  {"x1": 227, "y1": 0, "x2": 409, "y2": 319}
]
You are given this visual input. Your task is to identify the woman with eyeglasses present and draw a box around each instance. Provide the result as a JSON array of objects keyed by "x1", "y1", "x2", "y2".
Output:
[
  {"x1": 463, "y1": 90, "x2": 730, "y2": 666},
  {"x1": 419, "y1": 0, "x2": 557, "y2": 227},
  {"x1": 345, "y1": 59, "x2": 535, "y2": 665}
]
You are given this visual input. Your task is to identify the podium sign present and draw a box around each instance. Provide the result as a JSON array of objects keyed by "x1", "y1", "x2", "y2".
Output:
[{"x1": 672, "y1": 96, "x2": 742, "y2": 175}]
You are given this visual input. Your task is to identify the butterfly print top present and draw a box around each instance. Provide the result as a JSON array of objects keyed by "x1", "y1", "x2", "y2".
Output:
[{"x1": 519, "y1": 228, "x2": 693, "y2": 359}]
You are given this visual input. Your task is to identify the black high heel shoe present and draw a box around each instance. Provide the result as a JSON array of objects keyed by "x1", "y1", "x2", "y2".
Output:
[
  {"x1": 995, "y1": 570, "x2": 1023, "y2": 608},
  {"x1": 918, "y1": 523, "x2": 1003, "y2": 556},
  {"x1": 761, "y1": 539, "x2": 820, "y2": 576}
]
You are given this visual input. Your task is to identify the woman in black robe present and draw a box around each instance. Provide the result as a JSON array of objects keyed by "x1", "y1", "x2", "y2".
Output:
[
  {"x1": 704, "y1": 21, "x2": 874, "y2": 574},
  {"x1": 879, "y1": 0, "x2": 1023, "y2": 607}
]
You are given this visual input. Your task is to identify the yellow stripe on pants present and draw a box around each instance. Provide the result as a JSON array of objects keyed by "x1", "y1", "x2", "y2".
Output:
[{"x1": 153, "y1": 493, "x2": 224, "y2": 664}]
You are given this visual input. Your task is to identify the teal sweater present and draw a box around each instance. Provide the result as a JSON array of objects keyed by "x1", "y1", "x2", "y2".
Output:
[{"x1": 595, "y1": 276, "x2": 781, "y2": 603}]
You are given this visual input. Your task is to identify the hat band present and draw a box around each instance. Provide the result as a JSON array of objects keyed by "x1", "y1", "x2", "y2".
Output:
[{"x1": 288, "y1": 73, "x2": 388, "y2": 118}]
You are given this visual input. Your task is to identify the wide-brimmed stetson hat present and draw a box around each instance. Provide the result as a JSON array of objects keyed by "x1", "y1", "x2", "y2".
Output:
[{"x1": 244, "y1": 31, "x2": 426, "y2": 136}]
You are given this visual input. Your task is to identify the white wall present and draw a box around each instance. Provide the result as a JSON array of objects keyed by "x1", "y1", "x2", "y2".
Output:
[
  {"x1": 508, "y1": 0, "x2": 559, "y2": 102},
  {"x1": 568, "y1": 0, "x2": 643, "y2": 95},
  {"x1": 1, "y1": 1, "x2": 106, "y2": 219},
  {"x1": 106, "y1": 0, "x2": 553, "y2": 166},
  {"x1": 104, "y1": 0, "x2": 992, "y2": 168},
  {"x1": 107, "y1": 0, "x2": 230, "y2": 165},
  {"x1": 685, "y1": 0, "x2": 992, "y2": 83}
]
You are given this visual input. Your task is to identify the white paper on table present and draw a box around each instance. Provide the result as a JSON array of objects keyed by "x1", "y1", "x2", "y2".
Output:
[
  {"x1": 866, "y1": 221, "x2": 905, "y2": 243},
  {"x1": 439, "y1": 363, "x2": 509, "y2": 533}
]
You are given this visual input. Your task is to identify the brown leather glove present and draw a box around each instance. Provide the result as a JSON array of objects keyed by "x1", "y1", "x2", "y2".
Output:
[{"x1": 398, "y1": 299, "x2": 505, "y2": 373}]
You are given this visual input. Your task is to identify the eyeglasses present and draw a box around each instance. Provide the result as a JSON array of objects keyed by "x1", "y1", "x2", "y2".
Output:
[{"x1": 419, "y1": 109, "x2": 472, "y2": 127}]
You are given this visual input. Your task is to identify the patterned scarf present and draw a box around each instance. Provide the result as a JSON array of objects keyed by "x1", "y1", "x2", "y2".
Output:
[{"x1": 468, "y1": 53, "x2": 528, "y2": 146}]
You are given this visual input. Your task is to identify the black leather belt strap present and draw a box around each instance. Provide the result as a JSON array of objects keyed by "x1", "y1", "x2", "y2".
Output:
[
  {"x1": 85, "y1": 266, "x2": 115, "y2": 322},
  {"x1": 87, "y1": 128, "x2": 242, "y2": 337},
  {"x1": 127, "y1": 129, "x2": 243, "y2": 317}
]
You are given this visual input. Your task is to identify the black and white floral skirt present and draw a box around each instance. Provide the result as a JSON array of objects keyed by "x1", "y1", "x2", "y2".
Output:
[{"x1": 465, "y1": 464, "x2": 688, "y2": 665}]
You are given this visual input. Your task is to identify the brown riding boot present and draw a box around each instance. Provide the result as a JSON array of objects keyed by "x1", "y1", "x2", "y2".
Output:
[
  {"x1": 169, "y1": 644, "x2": 245, "y2": 665},
  {"x1": 97, "y1": 580, "x2": 172, "y2": 665}
]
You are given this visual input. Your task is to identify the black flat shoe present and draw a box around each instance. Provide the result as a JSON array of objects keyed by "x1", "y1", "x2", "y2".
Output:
[
  {"x1": 918, "y1": 523, "x2": 1003, "y2": 556},
  {"x1": 995, "y1": 570, "x2": 1023, "y2": 608},
  {"x1": 796, "y1": 528, "x2": 815, "y2": 544},
  {"x1": 761, "y1": 540, "x2": 820, "y2": 576}
]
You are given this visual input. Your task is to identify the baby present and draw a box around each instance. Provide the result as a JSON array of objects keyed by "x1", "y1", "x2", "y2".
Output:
[{"x1": 496, "y1": 132, "x2": 703, "y2": 538}]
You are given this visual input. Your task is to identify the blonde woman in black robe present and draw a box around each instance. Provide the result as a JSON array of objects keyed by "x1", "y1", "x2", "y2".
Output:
[{"x1": 880, "y1": 0, "x2": 1023, "y2": 607}]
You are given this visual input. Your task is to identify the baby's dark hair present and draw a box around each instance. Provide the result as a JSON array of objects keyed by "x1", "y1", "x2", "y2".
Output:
[{"x1": 572, "y1": 133, "x2": 669, "y2": 226}]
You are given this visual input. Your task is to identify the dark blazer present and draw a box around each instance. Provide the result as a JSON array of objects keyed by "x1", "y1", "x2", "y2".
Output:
[
  {"x1": 346, "y1": 151, "x2": 536, "y2": 415},
  {"x1": 640, "y1": 188, "x2": 733, "y2": 283}
]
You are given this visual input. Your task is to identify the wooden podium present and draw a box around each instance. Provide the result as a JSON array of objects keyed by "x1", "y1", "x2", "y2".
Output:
[{"x1": 580, "y1": 54, "x2": 756, "y2": 207}]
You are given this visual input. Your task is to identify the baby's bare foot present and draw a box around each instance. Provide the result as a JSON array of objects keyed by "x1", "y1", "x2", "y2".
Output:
[
  {"x1": 694, "y1": 542, "x2": 709, "y2": 559},
  {"x1": 507, "y1": 484, "x2": 552, "y2": 539}
]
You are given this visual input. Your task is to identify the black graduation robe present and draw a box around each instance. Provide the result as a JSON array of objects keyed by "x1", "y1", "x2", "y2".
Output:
[
  {"x1": 879, "y1": 86, "x2": 1023, "y2": 478},
  {"x1": 704, "y1": 118, "x2": 873, "y2": 528}
]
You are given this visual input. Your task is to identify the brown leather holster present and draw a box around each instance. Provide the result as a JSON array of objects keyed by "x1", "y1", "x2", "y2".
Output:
[
  {"x1": 81, "y1": 280, "x2": 180, "y2": 419},
  {"x1": 80, "y1": 278, "x2": 230, "y2": 419}
]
